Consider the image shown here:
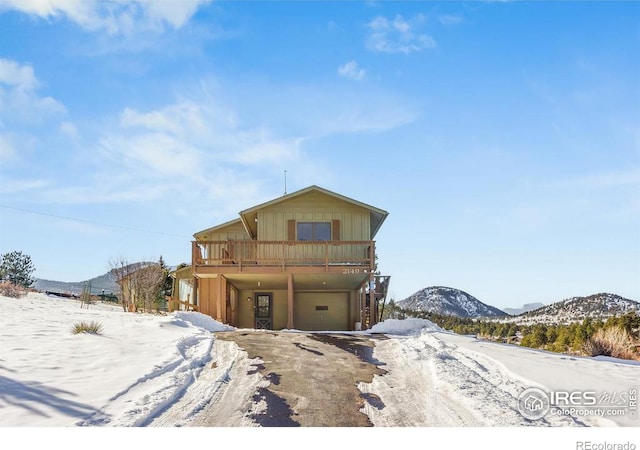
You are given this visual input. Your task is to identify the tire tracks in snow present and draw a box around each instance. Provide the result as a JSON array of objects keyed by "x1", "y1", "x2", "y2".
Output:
[
  {"x1": 152, "y1": 339, "x2": 263, "y2": 427},
  {"x1": 78, "y1": 333, "x2": 216, "y2": 427},
  {"x1": 360, "y1": 331, "x2": 589, "y2": 426},
  {"x1": 359, "y1": 334, "x2": 481, "y2": 426}
]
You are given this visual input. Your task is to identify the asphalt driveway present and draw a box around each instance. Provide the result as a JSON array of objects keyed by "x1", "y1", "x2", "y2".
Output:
[{"x1": 206, "y1": 331, "x2": 387, "y2": 427}]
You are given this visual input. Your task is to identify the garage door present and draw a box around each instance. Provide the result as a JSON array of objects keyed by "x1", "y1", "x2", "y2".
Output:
[{"x1": 294, "y1": 292, "x2": 349, "y2": 331}]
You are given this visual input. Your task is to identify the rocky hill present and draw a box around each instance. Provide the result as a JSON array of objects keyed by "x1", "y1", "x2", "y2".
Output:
[
  {"x1": 398, "y1": 286, "x2": 507, "y2": 318},
  {"x1": 499, "y1": 293, "x2": 640, "y2": 325}
]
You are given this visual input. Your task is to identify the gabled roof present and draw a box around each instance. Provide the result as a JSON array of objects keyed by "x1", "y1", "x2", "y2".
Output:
[
  {"x1": 169, "y1": 264, "x2": 193, "y2": 279},
  {"x1": 239, "y1": 185, "x2": 388, "y2": 239},
  {"x1": 193, "y1": 218, "x2": 243, "y2": 240}
]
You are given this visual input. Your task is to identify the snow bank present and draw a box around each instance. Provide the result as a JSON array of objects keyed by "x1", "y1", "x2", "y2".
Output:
[
  {"x1": 170, "y1": 311, "x2": 235, "y2": 332},
  {"x1": 0, "y1": 292, "x2": 221, "y2": 426},
  {"x1": 361, "y1": 329, "x2": 640, "y2": 427},
  {"x1": 368, "y1": 318, "x2": 442, "y2": 335}
]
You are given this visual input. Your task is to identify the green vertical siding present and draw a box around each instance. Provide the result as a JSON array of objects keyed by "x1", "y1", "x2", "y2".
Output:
[{"x1": 257, "y1": 191, "x2": 371, "y2": 241}]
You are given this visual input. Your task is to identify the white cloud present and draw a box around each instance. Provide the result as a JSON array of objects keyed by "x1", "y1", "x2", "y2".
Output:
[
  {"x1": 0, "y1": 133, "x2": 15, "y2": 161},
  {"x1": 0, "y1": 0, "x2": 211, "y2": 35},
  {"x1": 438, "y1": 15, "x2": 463, "y2": 26},
  {"x1": 0, "y1": 58, "x2": 38, "y2": 90},
  {"x1": 37, "y1": 95, "x2": 305, "y2": 213},
  {"x1": 337, "y1": 60, "x2": 366, "y2": 81},
  {"x1": 366, "y1": 14, "x2": 436, "y2": 54},
  {"x1": 0, "y1": 177, "x2": 49, "y2": 194},
  {"x1": 121, "y1": 107, "x2": 185, "y2": 133},
  {"x1": 100, "y1": 132, "x2": 201, "y2": 177},
  {"x1": 0, "y1": 58, "x2": 65, "y2": 119},
  {"x1": 272, "y1": 86, "x2": 420, "y2": 136},
  {"x1": 143, "y1": 0, "x2": 207, "y2": 29},
  {"x1": 59, "y1": 121, "x2": 79, "y2": 138},
  {"x1": 233, "y1": 135, "x2": 302, "y2": 164}
]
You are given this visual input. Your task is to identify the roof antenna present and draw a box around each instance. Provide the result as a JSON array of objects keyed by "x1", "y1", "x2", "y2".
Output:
[{"x1": 284, "y1": 169, "x2": 288, "y2": 195}]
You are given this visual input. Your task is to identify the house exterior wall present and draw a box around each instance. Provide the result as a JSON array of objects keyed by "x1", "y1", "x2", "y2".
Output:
[
  {"x1": 171, "y1": 267, "x2": 193, "y2": 299},
  {"x1": 237, "y1": 289, "x2": 288, "y2": 329},
  {"x1": 238, "y1": 289, "x2": 253, "y2": 328},
  {"x1": 349, "y1": 290, "x2": 360, "y2": 329},
  {"x1": 198, "y1": 278, "x2": 213, "y2": 317},
  {"x1": 197, "y1": 277, "x2": 226, "y2": 320},
  {"x1": 257, "y1": 191, "x2": 371, "y2": 241},
  {"x1": 236, "y1": 289, "x2": 357, "y2": 331}
]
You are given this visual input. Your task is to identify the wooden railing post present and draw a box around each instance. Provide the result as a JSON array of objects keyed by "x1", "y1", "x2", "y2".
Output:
[
  {"x1": 369, "y1": 273, "x2": 376, "y2": 327},
  {"x1": 324, "y1": 241, "x2": 329, "y2": 272},
  {"x1": 370, "y1": 241, "x2": 376, "y2": 270},
  {"x1": 282, "y1": 241, "x2": 286, "y2": 270},
  {"x1": 287, "y1": 274, "x2": 294, "y2": 329}
]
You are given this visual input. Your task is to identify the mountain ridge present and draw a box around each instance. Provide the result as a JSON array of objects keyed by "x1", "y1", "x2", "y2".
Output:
[
  {"x1": 398, "y1": 286, "x2": 507, "y2": 318},
  {"x1": 34, "y1": 271, "x2": 119, "y2": 295},
  {"x1": 499, "y1": 292, "x2": 640, "y2": 324},
  {"x1": 33, "y1": 261, "x2": 173, "y2": 295}
]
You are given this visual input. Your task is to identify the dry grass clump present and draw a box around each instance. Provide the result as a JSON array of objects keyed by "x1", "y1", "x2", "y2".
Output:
[
  {"x1": 0, "y1": 282, "x2": 25, "y2": 298},
  {"x1": 71, "y1": 321, "x2": 104, "y2": 335}
]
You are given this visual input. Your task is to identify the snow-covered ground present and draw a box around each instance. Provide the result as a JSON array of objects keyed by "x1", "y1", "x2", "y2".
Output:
[
  {"x1": 360, "y1": 322, "x2": 639, "y2": 427},
  {"x1": 1, "y1": 293, "x2": 638, "y2": 448},
  {"x1": 0, "y1": 292, "x2": 234, "y2": 427}
]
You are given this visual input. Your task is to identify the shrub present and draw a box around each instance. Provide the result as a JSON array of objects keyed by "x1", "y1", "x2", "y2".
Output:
[
  {"x1": 0, "y1": 282, "x2": 24, "y2": 298},
  {"x1": 583, "y1": 326, "x2": 637, "y2": 360},
  {"x1": 71, "y1": 321, "x2": 104, "y2": 335}
]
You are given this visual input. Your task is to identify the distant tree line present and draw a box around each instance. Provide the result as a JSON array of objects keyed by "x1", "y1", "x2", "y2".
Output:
[{"x1": 398, "y1": 306, "x2": 640, "y2": 361}]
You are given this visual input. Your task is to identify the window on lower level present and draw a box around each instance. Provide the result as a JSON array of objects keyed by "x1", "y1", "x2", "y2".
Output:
[{"x1": 297, "y1": 222, "x2": 331, "y2": 241}]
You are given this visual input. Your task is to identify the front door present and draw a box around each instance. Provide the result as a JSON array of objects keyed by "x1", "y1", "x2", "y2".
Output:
[{"x1": 254, "y1": 293, "x2": 272, "y2": 329}]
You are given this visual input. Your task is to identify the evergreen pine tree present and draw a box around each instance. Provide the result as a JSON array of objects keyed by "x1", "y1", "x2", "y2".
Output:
[
  {"x1": 0, "y1": 251, "x2": 36, "y2": 288},
  {"x1": 157, "y1": 255, "x2": 173, "y2": 310}
]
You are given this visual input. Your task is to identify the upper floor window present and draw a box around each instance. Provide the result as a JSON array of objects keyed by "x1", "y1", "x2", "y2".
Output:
[{"x1": 297, "y1": 222, "x2": 331, "y2": 241}]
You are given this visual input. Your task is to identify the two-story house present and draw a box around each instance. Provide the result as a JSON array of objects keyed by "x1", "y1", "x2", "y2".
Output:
[{"x1": 170, "y1": 185, "x2": 390, "y2": 331}]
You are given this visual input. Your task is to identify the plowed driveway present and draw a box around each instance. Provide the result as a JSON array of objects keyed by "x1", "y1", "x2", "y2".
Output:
[{"x1": 196, "y1": 331, "x2": 387, "y2": 427}]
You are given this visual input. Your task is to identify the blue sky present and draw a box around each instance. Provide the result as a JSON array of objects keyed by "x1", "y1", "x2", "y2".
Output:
[{"x1": 0, "y1": 1, "x2": 638, "y2": 309}]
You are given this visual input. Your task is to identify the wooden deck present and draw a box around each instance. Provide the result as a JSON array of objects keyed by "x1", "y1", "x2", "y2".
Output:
[{"x1": 192, "y1": 240, "x2": 376, "y2": 272}]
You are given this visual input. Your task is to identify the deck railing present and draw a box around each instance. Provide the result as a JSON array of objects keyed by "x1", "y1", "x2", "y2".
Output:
[
  {"x1": 192, "y1": 240, "x2": 375, "y2": 269},
  {"x1": 168, "y1": 297, "x2": 198, "y2": 312}
]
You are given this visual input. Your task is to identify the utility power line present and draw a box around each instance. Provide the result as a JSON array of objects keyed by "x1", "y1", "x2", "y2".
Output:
[{"x1": 0, "y1": 204, "x2": 191, "y2": 239}]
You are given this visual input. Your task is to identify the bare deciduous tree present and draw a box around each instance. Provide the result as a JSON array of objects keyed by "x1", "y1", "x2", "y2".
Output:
[
  {"x1": 131, "y1": 264, "x2": 165, "y2": 312},
  {"x1": 109, "y1": 258, "x2": 166, "y2": 313},
  {"x1": 109, "y1": 257, "x2": 138, "y2": 312}
]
